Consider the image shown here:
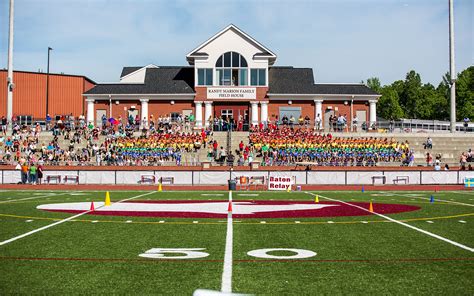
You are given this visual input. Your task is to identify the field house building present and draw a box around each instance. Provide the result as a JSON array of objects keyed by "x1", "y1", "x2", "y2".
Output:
[{"x1": 84, "y1": 24, "x2": 380, "y2": 129}]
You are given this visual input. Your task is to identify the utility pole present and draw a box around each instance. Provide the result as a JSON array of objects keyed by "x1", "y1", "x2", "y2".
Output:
[
  {"x1": 449, "y1": 0, "x2": 456, "y2": 133},
  {"x1": 46, "y1": 47, "x2": 53, "y2": 118},
  {"x1": 7, "y1": 0, "x2": 14, "y2": 130}
]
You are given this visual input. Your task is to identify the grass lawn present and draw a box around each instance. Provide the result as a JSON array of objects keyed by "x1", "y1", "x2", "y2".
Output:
[{"x1": 0, "y1": 190, "x2": 473, "y2": 295}]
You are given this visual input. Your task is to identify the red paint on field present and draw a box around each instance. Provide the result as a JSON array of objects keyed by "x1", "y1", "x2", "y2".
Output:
[{"x1": 41, "y1": 200, "x2": 420, "y2": 219}]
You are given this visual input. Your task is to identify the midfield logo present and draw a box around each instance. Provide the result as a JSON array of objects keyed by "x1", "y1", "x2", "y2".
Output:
[{"x1": 37, "y1": 200, "x2": 420, "y2": 218}]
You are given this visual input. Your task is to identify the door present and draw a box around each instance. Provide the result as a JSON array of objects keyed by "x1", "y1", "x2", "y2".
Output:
[
  {"x1": 182, "y1": 109, "x2": 193, "y2": 120},
  {"x1": 279, "y1": 107, "x2": 301, "y2": 125},
  {"x1": 324, "y1": 109, "x2": 334, "y2": 131},
  {"x1": 127, "y1": 109, "x2": 139, "y2": 124},
  {"x1": 356, "y1": 110, "x2": 366, "y2": 131},
  {"x1": 221, "y1": 109, "x2": 233, "y2": 121},
  {"x1": 96, "y1": 109, "x2": 106, "y2": 127}
]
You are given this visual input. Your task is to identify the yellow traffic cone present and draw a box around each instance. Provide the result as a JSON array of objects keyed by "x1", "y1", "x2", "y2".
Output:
[
  {"x1": 369, "y1": 200, "x2": 374, "y2": 213},
  {"x1": 158, "y1": 182, "x2": 162, "y2": 192},
  {"x1": 286, "y1": 185, "x2": 291, "y2": 193},
  {"x1": 314, "y1": 195, "x2": 319, "y2": 203},
  {"x1": 105, "y1": 191, "x2": 111, "y2": 206}
]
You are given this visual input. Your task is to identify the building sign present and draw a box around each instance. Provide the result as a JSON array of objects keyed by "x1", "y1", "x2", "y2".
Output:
[
  {"x1": 207, "y1": 87, "x2": 256, "y2": 99},
  {"x1": 268, "y1": 176, "x2": 295, "y2": 191}
]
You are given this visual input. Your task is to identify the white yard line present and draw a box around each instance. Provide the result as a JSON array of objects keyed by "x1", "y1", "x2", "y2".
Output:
[
  {"x1": 0, "y1": 191, "x2": 155, "y2": 247},
  {"x1": 305, "y1": 192, "x2": 474, "y2": 253},
  {"x1": 387, "y1": 193, "x2": 474, "y2": 207},
  {"x1": 221, "y1": 190, "x2": 233, "y2": 293},
  {"x1": 0, "y1": 193, "x2": 59, "y2": 204}
]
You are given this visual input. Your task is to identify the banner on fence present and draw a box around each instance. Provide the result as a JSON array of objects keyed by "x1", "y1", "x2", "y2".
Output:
[
  {"x1": 268, "y1": 176, "x2": 295, "y2": 191},
  {"x1": 465, "y1": 177, "x2": 474, "y2": 188}
]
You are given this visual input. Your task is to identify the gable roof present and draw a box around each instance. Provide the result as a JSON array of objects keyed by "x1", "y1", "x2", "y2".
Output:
[
  {"x1": 186, "y1": 24, "x2": 277, "y2": 65},
  {"x1": 85, "y1": 67, "x2": 195, "y2": 95},
  {"x1": 268, "y1": 67, "x2": 379, "y2": 96}
]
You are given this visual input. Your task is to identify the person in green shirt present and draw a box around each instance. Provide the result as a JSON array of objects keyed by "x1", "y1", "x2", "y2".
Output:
[{"x1": 29, "y1": 163, "x2": 37, "y2": 184}]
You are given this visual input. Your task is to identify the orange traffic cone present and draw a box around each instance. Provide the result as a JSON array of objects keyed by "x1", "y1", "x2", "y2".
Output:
[
  {"x1": 90, "y1": 201, "x2": 95, "y2": 211},
  {"x1": 228, "y1": 201, "x2": 233, "y2": 212},
  {"x1": 369, "y1": 201, "x2": 374, "y2": 213}
]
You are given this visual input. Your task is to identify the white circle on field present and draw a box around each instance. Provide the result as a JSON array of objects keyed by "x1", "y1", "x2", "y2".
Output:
[{"x1": 247, "y1": 248, "x2": 316, "y2": 259}]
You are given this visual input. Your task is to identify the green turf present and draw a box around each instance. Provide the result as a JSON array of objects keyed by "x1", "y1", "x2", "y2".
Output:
[{"x1": 0, "y1": 190, "x2": 473, "y2": 295}]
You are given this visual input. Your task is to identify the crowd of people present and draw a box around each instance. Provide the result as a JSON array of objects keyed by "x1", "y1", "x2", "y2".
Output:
[
  {"x1": 248, "y1": 126, "x2": 410, "y2": 166},
  {"x1": 3, "y1": 113, "x2": 474, "y2": 169}
]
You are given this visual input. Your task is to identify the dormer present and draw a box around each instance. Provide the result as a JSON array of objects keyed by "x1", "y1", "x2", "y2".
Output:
[
  {"x1": 119, "y1": 64, "x2": 158, "y2": 83},
  {"x1": 186, "y1": 24, "x2": 277, "y2": 87}
]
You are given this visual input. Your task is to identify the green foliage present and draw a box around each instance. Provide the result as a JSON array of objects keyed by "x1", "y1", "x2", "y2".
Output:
[
  {"x1": 368, "y1": 67, "x2": 473, "y2": 121},
  {"x1": 377, "y1": 87, "x2": 404, "y2": 120},
  {"x1": 455, "y1": 66, "x2": 474, "y2": 120}
]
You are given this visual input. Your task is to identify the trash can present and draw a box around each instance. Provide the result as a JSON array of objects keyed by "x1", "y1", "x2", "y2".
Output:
[{"x1": 228, "y1": 179, "x2": 237, "y2": 191}]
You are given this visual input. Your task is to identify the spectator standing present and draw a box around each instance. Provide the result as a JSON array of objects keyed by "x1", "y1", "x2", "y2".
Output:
[
  {"x1": 20, "y1": 162, "x2": 28, "y2": 184},
  {"x1": 352, "y1": 115, "x2": 358, "y2": 132},
  {"x1": 463, "y1": 117, "x2": 470, "y2": 132},
  {"x1": 315, "y1": 114, "x2": 322, "y2": 131},
  {"x1": 29, "y1": 163, "x2": 37, "y2": 184},
  {"x1": 37, "y1": 163, "x2": 44, "y2": 184}
]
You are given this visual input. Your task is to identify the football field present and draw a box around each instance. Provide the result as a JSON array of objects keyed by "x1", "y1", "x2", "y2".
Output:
[{"x1": 0, "y1": 189, "x2": 473, "y2": 295}]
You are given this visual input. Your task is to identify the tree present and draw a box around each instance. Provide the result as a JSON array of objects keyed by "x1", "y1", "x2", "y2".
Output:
[
  {"x1": 401, "y1": 70, "x2": 422, "y2": 118},
  {"x1": 455, "y1": 66, "x2": 474, "y2": 120},
  {"x1": 366, "y1": 77, "x2": 382, "y2": 93},
  {"x1": 377, "y1": 86, "x2": 404, "y2": 120}
]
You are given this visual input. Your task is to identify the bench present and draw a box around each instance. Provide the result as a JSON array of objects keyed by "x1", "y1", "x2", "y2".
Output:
[
  {"x1": 250, "y1": 176, "x2": 266, "y2": 190},
  {"x1": 160, "y1": 177, "x2": 174, "y2": 185},
  {"x1": 371, "y1": 175, "x2": 386, "y2": 185},
  {"x1": 140, "y1": 174, "x2": 156, "y2": 184},
  {"x1": 46, "y1": 175, "x2": 61, "y2": 184},
  {"x1": 393, "y1": 176, "x2": 409, "y2": 184},
  {"x1": 63, "y1": 175, "x2": 79, "y2": 184}
]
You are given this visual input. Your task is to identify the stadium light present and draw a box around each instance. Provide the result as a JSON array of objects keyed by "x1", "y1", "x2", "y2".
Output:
[{"x1": 46, "y1": 47, "x2": 53, "y2": 118}]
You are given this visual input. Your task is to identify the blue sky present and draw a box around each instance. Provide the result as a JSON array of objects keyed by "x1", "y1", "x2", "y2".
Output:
[{"x1": 0, "y1": 0, "x2": 472, "y2": 85}]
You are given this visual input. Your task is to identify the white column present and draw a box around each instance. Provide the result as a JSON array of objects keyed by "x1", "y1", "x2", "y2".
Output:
[
  {"x1": 260, "y1": 101, "x2": 268, "y2": 124},
  {"x1": 314, "y1": 99, "x2": 323, "y2": 124},
  {"x1": 369, "y1": 99, "x2": 377, "y2": 126},
  {"x1": 204, "y1": 101, "x2": 213, "y2": 127},
  {"x1": 140, "y1": 98, "x2": 149, "y2": 128},
  {"x1": 86, "y1": 98, "x2": 95, "y2": 124},
  {"x1": 195, "y1": 101, "x2": 203, "y2": 128},
  {"x1": 251, "y1": 102, "x2": 259, "y2": 126}
]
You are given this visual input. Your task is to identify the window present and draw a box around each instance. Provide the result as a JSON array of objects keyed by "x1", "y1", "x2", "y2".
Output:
[
  {"x1": 215, "y1": 51, "x2": 248, "y2": 86},
  {"x1": 197, "y1": 68, "x2": 213, "y2": 86},
  {"x1": 250, "y1": 68, "x2": 266, "y2": 86}
]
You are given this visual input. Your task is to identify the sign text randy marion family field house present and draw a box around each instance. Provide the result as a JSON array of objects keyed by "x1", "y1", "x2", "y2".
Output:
[{"x1": 207, "y1": 87, "x2": 256, "y2": 99}]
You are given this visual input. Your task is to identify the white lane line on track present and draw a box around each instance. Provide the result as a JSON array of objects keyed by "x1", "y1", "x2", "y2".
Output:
[
  {"x1": 0, "y1": 191, "x2": 155, "y2": 247},
  {"x1": 0, "y1": 193, "x2": 59, "y2": 204},
  {"x1": 305, "y1": 192, "x2": 474, "y2": 253},
  {"x1": 221, "y1": 190, "x2": 233, "y2": 294}
]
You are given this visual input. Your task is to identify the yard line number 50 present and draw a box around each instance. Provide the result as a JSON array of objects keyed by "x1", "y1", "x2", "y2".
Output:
[{"x1": 139, "y1": 248, "x2": 317, "y2": 259}]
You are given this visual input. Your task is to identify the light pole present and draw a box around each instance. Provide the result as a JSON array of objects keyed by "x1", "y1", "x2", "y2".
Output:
[
  {"x1": 46, "y1": 47, "x2": 53, "y2": 118},
  {"x1": 7, "y1": 0, "x2": 14, "y2": 130},
  {"x1": 449, "y1": 0, "x2": 456, "y2": 133}
]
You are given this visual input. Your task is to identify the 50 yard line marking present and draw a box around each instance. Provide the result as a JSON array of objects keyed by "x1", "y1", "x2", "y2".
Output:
[
  {"x1": 0, "y1": 191, "x2": 155, "y2": 247},
  {"x1": 305, "y1": 192, "x2": 474, "y2": 253},
  {"x1": 221, "y1": 190, "x2": 233, "y2": 293}
]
